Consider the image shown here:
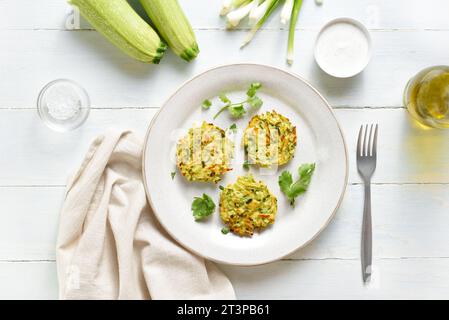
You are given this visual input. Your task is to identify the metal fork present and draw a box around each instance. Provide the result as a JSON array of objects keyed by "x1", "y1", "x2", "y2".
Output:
[{"x1": 357, "y1": 124, "x2": 378, "y2": 283}]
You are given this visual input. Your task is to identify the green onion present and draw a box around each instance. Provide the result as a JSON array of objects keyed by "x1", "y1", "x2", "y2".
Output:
[
  {"x1": 249, "y1": 0, "x2": 267, "y2": 25},
  {"x1": 220, "y1": 0, "x2": 234, "y2": 15},
  {"x1": 233, "y1": 0, "x2": 251, "y2": 7},
  {"x1": 227, "y1": 0, "x2": 256, "y2": 29},
  {"x1": 222, "y1": 0, "x2": 307, "y2": 65},
  {"x1": 287, "y1": 0, "x2": 304, "y2": 65},
  {"x1": 221, "y1": 0, "x2": 251, "y2": 16},
  {"x1": 240, "y1": 0, "x2": 281, "y2": 48},
  {"x1": 280, "y1": 0, "x2": 294, "y2": 25}
]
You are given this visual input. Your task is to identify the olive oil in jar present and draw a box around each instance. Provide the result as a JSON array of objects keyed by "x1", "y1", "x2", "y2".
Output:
[{"x1": 404, "y1": 66, "x2": 449, "y2": 129}]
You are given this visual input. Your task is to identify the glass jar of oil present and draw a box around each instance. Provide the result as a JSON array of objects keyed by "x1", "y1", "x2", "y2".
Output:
[{"x1": 404, "y1": 66, "x2": 449, "y2": 129}]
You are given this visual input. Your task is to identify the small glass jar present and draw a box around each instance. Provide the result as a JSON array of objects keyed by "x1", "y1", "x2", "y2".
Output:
[
  {"x1": 37, "y1": 79, "x2": 90, "y2": 132},
  {"x1": 404, "y1": 66, "x2": 449, "y2": 129}
]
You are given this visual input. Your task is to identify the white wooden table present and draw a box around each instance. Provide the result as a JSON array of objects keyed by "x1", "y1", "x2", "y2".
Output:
[{"x1": 1, "y1": 0, "x2": 449, "y2": 299}]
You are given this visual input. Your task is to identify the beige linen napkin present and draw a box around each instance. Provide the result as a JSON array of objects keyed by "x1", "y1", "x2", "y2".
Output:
[{"x1": 56, "y1": 130, "x2": 235, "y2": 300}]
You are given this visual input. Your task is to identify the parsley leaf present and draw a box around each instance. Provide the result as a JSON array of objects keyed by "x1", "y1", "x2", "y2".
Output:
[
  {"x1": 229, "y1": 123, "x2": 237, "y2": 133},
  {"x1": 213, "y1": 82, "x2": 263, "y2": 119},
  {"x1": 248, "y1": 95, "x2": 263, "y2": 109},
  {"x1": 279, "y1": 171, "x2": 294, "y2": 195},
  {"x1": 243, "y1": 160, "x2": 250, "y2": 170},
  {"x1": 219, "y1": 94, "x2": 231, "y2": 104},
  {"x1": 170, "y1": 171, "x2": 176, "y2": 180},
  {"x1": 278, "y1": 163, "x2": 316, "y2": 206},
  {"x1": 202, "y1": 99, "x2": 212, "y2": 109},
  {"x1": 229, "y1": 104, "x2": 246, "y2": 118},
  {"x1": 191, "y1": 194, "x2": 216, "y2": 221},
  {"x1": 247, "y1": 82, "x2": 262, "y2": 97},
  {"x1": 221, "y1": 227, "x2": 230, "y2": 234}
]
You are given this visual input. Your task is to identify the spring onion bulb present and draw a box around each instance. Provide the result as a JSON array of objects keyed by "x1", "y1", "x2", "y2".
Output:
[
  {"x1": 249, "y1": 0, "x2": 269, "y2": 25},
  {"x1": 222, "y1": 0, "x2": 306, "y2": 64},
  {"x1": 241, "y1": 0, "x2": 280, "y2": 48},
  {"x1": 220, "y1": 0, "x2": 234, "y2": 15},
  {"x1": 226, "y1": 0, "x2": 256, "y2": 29},
  {"x1": 221, "y1": 0, "x2": 250, "y2": 16},
  {"x1": 280, "y1": 0, "x2": 294, "y2": 25},
  {"x1": 287, "y1": 0, "x2": 303, "y2": 65},
  {"x1": 233, "y1": 0, "x2": 251, "y2": 6}
]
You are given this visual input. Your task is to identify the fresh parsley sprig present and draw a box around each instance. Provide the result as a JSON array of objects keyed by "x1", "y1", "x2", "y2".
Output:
[
  {"x1": 202, "y1": 82, "x2": 263, "y2": 120},
  {"x1": 202, "y1": 99, "x2": 212, "y2": 109},
  {"x1": 191, "y1": 193, "x2": 216, "y2": 221},
  {"x1": 279, "y1": 163, "x2": 315, "y2": 206},
  {"x1": 229, "y1": 123, "x2": 237, "y2": 133}
]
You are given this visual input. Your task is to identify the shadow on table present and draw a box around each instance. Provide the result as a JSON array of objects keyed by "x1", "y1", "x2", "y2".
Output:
[
  {"x1": 310, "y1": 62, "x2": 365, "y2": 105},
  {"x1": 400, "y1": 115, "x2": 449, "y2": 183},
  {"x1": 220, "y1": 260, "x2": 306, "y2": 299},
  {"x1": 64, "y1": 0, "x2": 195, "y2": 79}
]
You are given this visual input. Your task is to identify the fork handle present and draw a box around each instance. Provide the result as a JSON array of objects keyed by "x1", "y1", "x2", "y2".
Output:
[{"x1": 361, "y1": 183, "x2": 372, "y2": 283}]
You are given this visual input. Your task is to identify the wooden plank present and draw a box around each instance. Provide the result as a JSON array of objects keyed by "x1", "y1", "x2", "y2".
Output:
[
  {"x1": 0, "y1": 187, "x2": 62, "y2": 260},
  {"x1": 335, "y1": 109, "x2": 449, "y2": 184},
  {"x1": 0, "y1": 262, "x2": 57, "y2": 300},
  {"x1": 2, "y1": 258, "x2": 449, "y2": 299},
  {"x1": 1, "y1": 0, "x2": 449, "y2": 30},
  {"x1": 290, "y1": 183, "x2": 449, "y2": 260},
  {"x1": 1, "y1": 29, "x2": 448, "y2": 109},
  {"x1": 2, "y1": 184, "x2": 449, "y2": 261},
  {"x1": 2, "y1": 108, "x2": 449, "y2": 186},
  {"x1": 222, "y1": 258, "x2": 449, "y2": 299},
  {"x1": 2, "y1": 0, "x2": 447, "y2": 301},
  {"x1": 0, "y1": 108, "x2": 158, "y2": 186}
]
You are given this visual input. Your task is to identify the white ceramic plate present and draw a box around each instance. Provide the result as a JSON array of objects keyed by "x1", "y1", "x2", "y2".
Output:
[{"x1": 143, "y1": 64, "x2": 348, "y2": 266}]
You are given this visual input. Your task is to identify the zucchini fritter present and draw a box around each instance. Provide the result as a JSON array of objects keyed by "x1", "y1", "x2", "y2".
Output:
[
  {"x1": 243, "y1": 110, "x2": 297, "y2": 167},
  {"x1": 220, "y1": 174, "x2": 277, "y2": 237},
  {"x1": 177, "y1": 122, "x2": 234, "y2": 183}
]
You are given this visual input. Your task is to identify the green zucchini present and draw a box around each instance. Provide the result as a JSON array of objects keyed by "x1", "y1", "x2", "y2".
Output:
[
  {"x1": 69, "y1": 0, "x2": 166, "y2": 63},
  {"x1": 139, "y1": 0, "x2": 199, "y2": 61}
]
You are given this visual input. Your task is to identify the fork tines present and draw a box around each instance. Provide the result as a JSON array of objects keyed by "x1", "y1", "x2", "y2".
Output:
[{"x1": 357, "y1": 124, "x2": 378, "y2": 158}]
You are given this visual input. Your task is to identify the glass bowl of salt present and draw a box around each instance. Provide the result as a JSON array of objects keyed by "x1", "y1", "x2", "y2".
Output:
[{"x1": 37, "y1": 79, "x2": 90, "y2": 132}]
